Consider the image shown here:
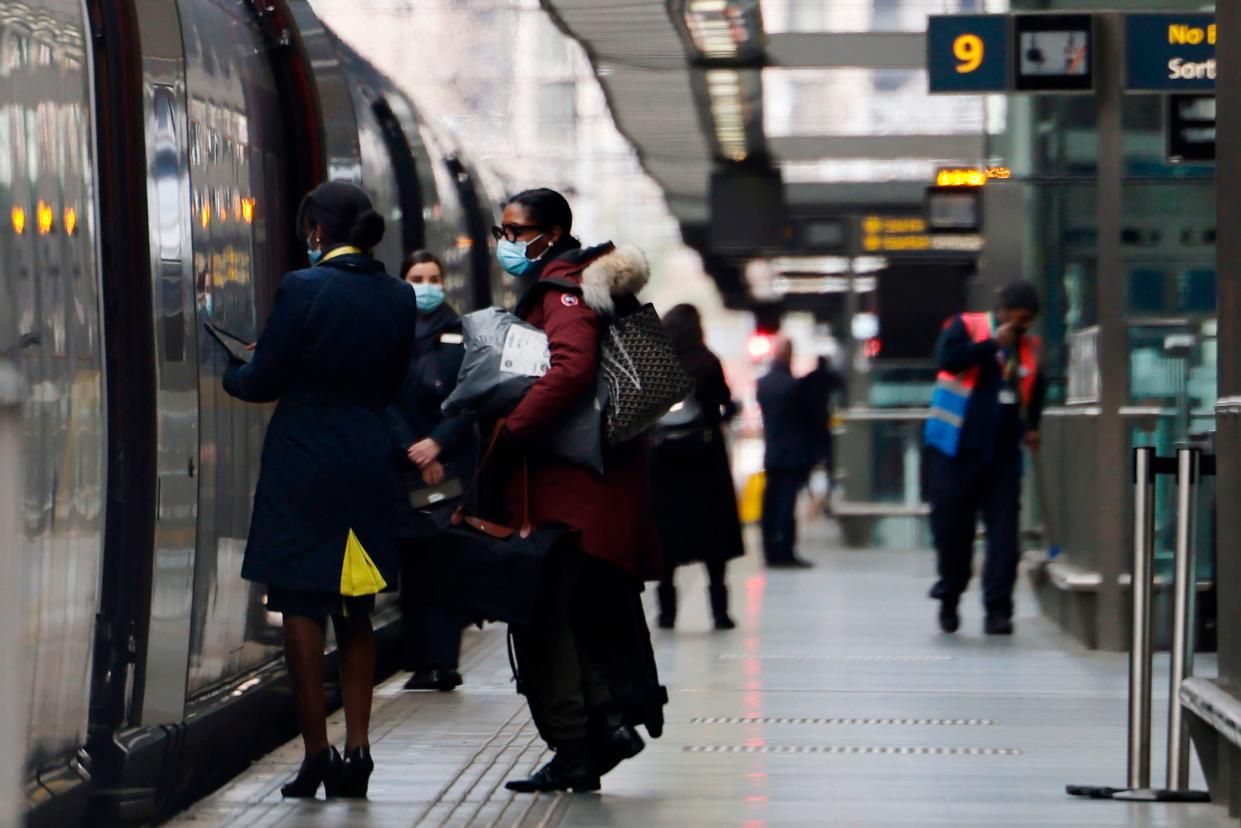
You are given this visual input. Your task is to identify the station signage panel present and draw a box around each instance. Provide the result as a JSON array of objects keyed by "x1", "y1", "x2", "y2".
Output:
[
  {"x1": 1166, "y1": 94, "x2": 1215, "y2": 163},
  {"x1": 1013, "y1": 14, "x2": 1094, "y2": 93},
  {"x1": 1125, "y1": 14, "x2": 1215, "y2": 92},
  {"x1": 927, "y1": 15, "x2": 1009, "y2": 94}
]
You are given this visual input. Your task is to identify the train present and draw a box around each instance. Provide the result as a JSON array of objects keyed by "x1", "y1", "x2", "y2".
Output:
[{"x1": 1, "y1": 1, "x2": 503, "y2": 823}]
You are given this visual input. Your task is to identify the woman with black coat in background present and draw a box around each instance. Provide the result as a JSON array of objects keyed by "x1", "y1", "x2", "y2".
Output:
[
  {"x1": 223, "y1": 181, "x2": 417, "y2": 799},
  {"x1": 388, "y1": 250, "x2": 476, "y2": 692},
  {"x1": 650, "y1": 304, "x2": 745, "y2": 630}
]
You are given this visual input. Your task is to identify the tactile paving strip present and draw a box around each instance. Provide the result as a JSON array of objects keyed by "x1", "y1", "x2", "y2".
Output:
[
  {"x1": 717, "y1": 654, "x2": 954, "y2": 662},
  {"x1": 684, "y1": 745, "x2": 1022, "y2": 756},
  {"x1": 690, "y1": 716, "x2": 995, "y2": 726}
]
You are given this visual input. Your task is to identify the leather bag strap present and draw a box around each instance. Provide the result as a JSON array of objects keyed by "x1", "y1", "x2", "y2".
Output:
[{"x1": 451, "y1": 419, "x2": 533, "y2": 538}]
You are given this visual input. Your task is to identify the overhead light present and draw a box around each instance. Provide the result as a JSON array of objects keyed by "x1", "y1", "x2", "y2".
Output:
[
  {"x1": 684, "y1": 0, "x2": 764, "y2": 61},
  {"x1": 706, "y1": 69, "x2": 749, "y2": 161}
]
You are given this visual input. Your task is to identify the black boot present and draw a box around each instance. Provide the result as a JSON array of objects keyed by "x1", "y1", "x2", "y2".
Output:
[
  {"x1": 656, "y1": 583, "x2": 676, "y2": 630},
  {"x1": 938, "y1": 599, "x2": 960, "y2": 634},
  {"x1": 281, "y1": 746, "x2": 342, "y2": 799},
  {"x1": 588, "y1": 711, "x2": 646, "y2": 776},
  {"x1": 709, "y1": 584, "x2": 736, "y2": 630},
  {"x1": 505, "y1": 739, "x2": 600, "y2": 793},
  {"x1": 328, "y1": 745, "x2": 374, "y2": 799}
]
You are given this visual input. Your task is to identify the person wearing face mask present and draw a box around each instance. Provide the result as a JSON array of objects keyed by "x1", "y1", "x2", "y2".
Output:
[
  {"x1": 417, "y1": 188, "x2": 661, "y2": 794},
  {"x1": 386, "y1": 250, "x2": 475, "y2": 692},
  {"x1": 223, "y1": 180, "x2": 417, "y2": 799},
  {"x1": 924, "y1": 280, "x2": 1045, "y2": 637}
]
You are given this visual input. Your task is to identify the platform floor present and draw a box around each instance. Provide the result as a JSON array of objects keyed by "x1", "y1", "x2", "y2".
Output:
[{"x1": 170, "y1": 521, "x2": 1232, "y2": 827}]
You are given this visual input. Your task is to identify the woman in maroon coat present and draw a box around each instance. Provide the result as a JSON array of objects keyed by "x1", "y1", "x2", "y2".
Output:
[{"x1": 495, "y1": 189, "x2": 660, "y2": 794}]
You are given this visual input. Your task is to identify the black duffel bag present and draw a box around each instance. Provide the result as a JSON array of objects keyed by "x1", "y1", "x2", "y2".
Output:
[{"x1": 418, "y1": 428, "x2": 572, "y2": 626}]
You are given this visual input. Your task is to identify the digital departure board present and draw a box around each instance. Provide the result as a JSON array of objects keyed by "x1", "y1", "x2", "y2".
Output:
[
  {"x1": 927, "y1": 15, "x2": 1009, "y2": 94},
  {"x1": 1013, "y1": 14, "x2": 1094, "y2": 92},
  {"x1": 1126, "y1": 14, "x2": 1215, "y2": 92}
]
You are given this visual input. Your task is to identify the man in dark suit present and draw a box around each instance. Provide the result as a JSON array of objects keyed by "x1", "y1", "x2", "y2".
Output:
[{"x1": 757, "y1": 335, "x2": 814, "y2": 568}]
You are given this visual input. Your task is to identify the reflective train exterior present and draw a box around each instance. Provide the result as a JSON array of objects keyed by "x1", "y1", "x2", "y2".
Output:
[{"x1": 0, "y1": 1, "x2": 498, "y2": 823}]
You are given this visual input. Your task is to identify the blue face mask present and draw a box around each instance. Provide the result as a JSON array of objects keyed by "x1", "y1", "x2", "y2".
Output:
[
  {"x1": 307, "y1": 246, "x2": 324, "y2": 266},
  {"x1": 412, "y1": 282, "x2": 445, "y2": 313},
  {"x1": 497, "y1": 235, "x2": 545, "y2": 277}
]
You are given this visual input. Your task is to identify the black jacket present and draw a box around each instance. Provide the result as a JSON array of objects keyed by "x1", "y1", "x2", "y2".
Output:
[
  {"x1": 224, "y1": 253, "x2": 417, "y2": 593},
  {"x1": 757, "y1": 361, "x2": 813, "y2": 472},
  {"x1": 386, "y1": 302, "x2": 472, "y2": 467},
  {"x1": 934, "y1": 315, "x2": 1046, "y2": 461}
]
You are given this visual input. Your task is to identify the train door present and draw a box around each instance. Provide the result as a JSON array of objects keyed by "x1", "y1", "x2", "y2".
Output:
[
  {"x1": 177, "y1": 0, "x2": 290, "y2": 696},
  {"x1": 131, "y1": 0, "x2": 201, "y2": 725}
]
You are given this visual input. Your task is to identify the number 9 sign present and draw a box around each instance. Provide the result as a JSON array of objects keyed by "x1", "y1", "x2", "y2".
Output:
[
  {"x1": 953, "y1": 33, "x2": 984, "y2": 73},
  {"x1": 929, "y1": 14, "x2": 1009, "y2": 93}
]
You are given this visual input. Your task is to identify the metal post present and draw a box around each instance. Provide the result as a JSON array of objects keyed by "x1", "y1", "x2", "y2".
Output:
[
  {"x1": 1167, "y1": 446, "x2": 1201, "y2": 790},
  {"x1": 1128, "y1": 446, "x2": 1157, "y2": 791}
]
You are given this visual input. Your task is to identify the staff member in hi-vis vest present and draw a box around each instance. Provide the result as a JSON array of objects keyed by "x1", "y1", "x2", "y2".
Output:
[{"x1": 924, "y1": 281, "x2": 1045, "y2": 636}]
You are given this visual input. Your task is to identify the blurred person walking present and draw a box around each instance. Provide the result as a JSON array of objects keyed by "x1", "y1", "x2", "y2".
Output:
[
  {"x1": 650, "y1": 304, "x2": 744, "y2": 630},
  {"x1": 798, "y1": 355, "x2": 845, "y2": 509},
  {"x1": 757, "y1": 335, "x2": 815, "y2": 568},
  {"x1": 388, "y1": 250, "x2": 475, "y2": 692},
  {"x1": 223, "y1": 181, "x2": 417, "y2": 798},
  {"x1": 924, "y1": 280, "x2": 1045, "y2": 636}
]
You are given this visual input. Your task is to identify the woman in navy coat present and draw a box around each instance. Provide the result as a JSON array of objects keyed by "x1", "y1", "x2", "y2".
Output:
[{"x1": 223, "y1": 181, "x2": 417, "y2": 799}]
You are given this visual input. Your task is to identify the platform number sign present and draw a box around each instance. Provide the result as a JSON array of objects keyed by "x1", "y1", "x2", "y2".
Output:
[{"x1": 928, "y1": 15, "x2": 1009, "y2": 94}]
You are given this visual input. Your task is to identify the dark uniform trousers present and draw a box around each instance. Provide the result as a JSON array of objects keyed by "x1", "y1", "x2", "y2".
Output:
[
  {"x1": 762, "y1": 468, "x2": 807, "y2": 564},
  {"x1": 511, "y1": 550, "x2": 611, "y2": 745},
  {"x1": 928, "y1": 448, "x2": 1022, "y2": 618}
]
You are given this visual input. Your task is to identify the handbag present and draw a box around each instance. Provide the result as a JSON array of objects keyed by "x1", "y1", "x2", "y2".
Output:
[
  {"x1": 599, "y1": 304, "x2": 695, "y2": 446},
  {"x1": 418, "y1": 424, "x2": 573, "y2": 625}
]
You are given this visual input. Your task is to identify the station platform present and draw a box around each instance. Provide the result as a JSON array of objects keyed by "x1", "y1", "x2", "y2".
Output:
[{"x1": 169, "y1": 522, "x2": 1232, "y2": 827}]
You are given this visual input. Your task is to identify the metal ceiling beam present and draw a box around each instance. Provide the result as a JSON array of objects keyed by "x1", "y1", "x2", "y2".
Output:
[
  {"x1": 770, "y1": 134, "x2": 986, "y2": 162},
  {"x1": 766, "y1": 32, "x2": 926, "y2": 69}
]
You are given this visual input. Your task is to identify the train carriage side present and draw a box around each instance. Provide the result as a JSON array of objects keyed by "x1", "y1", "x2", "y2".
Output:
[{"x1": 0, "y1": 1, "x2": 109, "y2": 824}]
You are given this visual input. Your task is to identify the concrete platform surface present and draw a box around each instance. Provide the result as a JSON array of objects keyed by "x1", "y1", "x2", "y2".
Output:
[{"x1": 169, "y1": 522, "x2": 1232, "y2": 826}]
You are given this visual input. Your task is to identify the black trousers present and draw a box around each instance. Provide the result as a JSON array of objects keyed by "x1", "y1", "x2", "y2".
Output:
[
  {"x1": 399, "y1": 535, "x2": 466, "y2": 670},
  {"x1": 762, "y1": 468, "x2": 807, "y2": 564},
  {"x1": 660, "y1": 558, "x2": 726, "y2": 589},
  {"x1": 928, "y1": 449, "x2": 1022, "y2": 618},
  {"x1": 511, "y1": 550, "x2": 611, "y2": 745}
]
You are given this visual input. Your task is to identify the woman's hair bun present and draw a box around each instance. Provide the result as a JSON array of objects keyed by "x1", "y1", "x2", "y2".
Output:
[{"x1": 349, "y1": 208, "x2": 385, "y2": 250}]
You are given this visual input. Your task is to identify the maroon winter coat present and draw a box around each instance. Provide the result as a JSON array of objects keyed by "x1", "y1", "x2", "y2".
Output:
[{"x1": 504, "y1": 243, "x2": 662, "y2": 581}]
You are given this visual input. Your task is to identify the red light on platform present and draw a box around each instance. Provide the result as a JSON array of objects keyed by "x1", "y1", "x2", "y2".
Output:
[
  {"x1": 748, "y1": 333, "x2": 774, "y2": 360},
  {"x1": 863, "y1": 338, "x2": 882, "y2": 358}
]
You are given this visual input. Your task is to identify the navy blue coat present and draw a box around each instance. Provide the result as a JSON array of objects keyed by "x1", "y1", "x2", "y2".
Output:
[
  {"x1": 757, "y1": 361, "x2": 813, "y2": 472},
  {"x1": 224, "y1": 253, "x2": 417, "y2": 594},
  {"x1": 385, "y1": 302, "x2": 477, "y2": 534}
]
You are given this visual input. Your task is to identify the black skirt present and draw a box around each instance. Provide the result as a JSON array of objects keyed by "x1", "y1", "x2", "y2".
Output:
[{"x1": 266, "y1": 585, "x2": 376, "y2": 621}]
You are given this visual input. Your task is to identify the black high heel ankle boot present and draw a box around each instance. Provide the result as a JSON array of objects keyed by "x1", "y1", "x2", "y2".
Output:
[
  {"x1": 281, "y1": 746, "x2": 342, "y2": 799},
  {"x1": 329, "y1": 745, "x2": 374, "y2": 798}
]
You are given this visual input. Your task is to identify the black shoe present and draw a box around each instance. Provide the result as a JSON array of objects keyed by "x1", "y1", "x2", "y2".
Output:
[
  {"x1": 657, "y1": 583, "x2": 677, "y2": 630},
  {"x1": 404, "y1": 668, "x2": 463, "y2": 692},
  {"x1": 281, "y1": 746, "x2": 342, "y2": 799},
  {"x1": 767, "y1": 557, "x2": 814, "y2": 569},
  {"x1": 709, "y1": 584, "x2": 736, "y2": 630},
  {"x1": 505, "y1": 741, "x2": 600, "y2": 794},
  {"x1": 938, "y1": 601, "x2": 960, "y2": 634},
  {"x1": 589, "y1": 715, "x2": 646, "y2": 776},
  {"x1": 328, "y1": 745, "x2": 374, "y2": 799},
  {"x1": 984, "y1": 615, "x2": 1014, "y2": 636}
]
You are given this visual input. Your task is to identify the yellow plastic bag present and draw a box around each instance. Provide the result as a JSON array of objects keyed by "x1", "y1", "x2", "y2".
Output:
[
  {"x1": 738, "y1": 471, "x2": 766, "y2": 525},
  {"x1": 339, "y1": 529, "x2": 388, "y2": 597}
]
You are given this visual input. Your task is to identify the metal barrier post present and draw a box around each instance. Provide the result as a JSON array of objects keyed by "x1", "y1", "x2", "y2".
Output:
[
  {"x1": 1128, "y1": 446, "x2": 1156, "y2": 791},
  {"x1": 1166, "y1": 446, "x2": 1200, "y2": 791},
  {"x1": 1067, "y1": 446, "x2": 1210, "y2": 803}
]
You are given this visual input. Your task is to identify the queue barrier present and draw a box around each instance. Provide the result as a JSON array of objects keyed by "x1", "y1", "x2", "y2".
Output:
[{"x1": 1067, "y1": 446, "x2": 1213, "y2": 803}]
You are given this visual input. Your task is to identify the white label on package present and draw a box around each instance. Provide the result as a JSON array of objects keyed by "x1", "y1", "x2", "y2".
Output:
[{"x1": 501, "y1": 326, "x2": 551, "y2": 376}]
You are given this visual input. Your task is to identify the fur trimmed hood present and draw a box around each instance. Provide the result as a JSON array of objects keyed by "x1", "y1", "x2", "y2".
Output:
[{"x1": 580, "y1": 244, "x2": 650, "y2": 315}]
